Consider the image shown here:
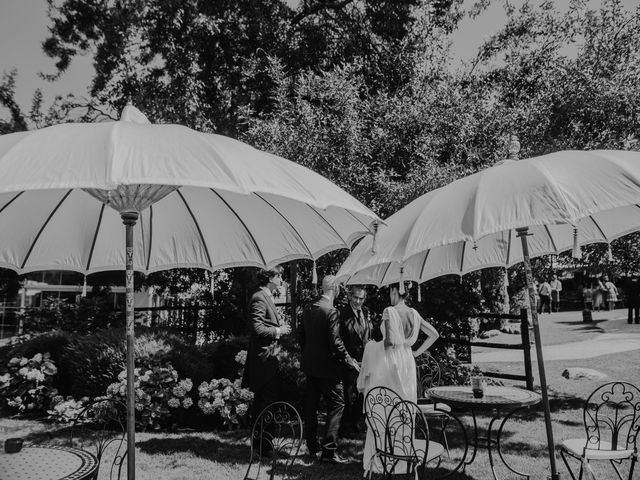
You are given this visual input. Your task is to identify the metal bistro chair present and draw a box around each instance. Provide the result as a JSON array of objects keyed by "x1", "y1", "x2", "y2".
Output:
[
  {"x1": 68, "y1": 398, "x2": 127, "y2": 480},
  {"x1": 244, "y1": 401, "x2": 303, "y2": 480},
  {"x1": 559, "y1": 382, "x2": 640, "y2": 480},
  {"x1": 365, "y1": 386, "x2": 403, "y2": 477},
  {"x1": 385, "y1": 399, "x2": 446, "y2": 479},
  {"x1": 416, "y1": 353, "x2": 452, "y2": 452}
]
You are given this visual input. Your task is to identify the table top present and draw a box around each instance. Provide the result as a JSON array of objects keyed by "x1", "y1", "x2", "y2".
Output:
[
  {"x1": 0, "y1": 445, "x2": 98, "y2": 480},
  {"x1": 426, "y1": 385, "x2": 541, "y2": 410}
]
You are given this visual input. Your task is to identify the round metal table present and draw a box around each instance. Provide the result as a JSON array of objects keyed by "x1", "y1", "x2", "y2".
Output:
[
  {"x1": 0, "y1": 445, "x2": 98, "y2": 480},
  {"x1": 427, "y1": 385, "x2": 541, "y2": 480}
]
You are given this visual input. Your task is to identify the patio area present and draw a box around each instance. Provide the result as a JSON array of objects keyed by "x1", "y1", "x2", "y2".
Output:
[{"x1": 2, "y1": 309, "x2": 639, "y2": 480}]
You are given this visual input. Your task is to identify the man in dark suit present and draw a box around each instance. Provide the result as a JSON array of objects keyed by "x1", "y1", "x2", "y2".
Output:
[
  {"x1": 300, "y1": 275, "x2": 359, "y2": 463},
  {"x1": 243, "y1": 266, "x2": 291, "y2": 434},
  {"x1": 623, "y1": 275, "x2": 640, "y2": 324},
  {"x1": 338, "y1": 286, "x2": 374, "y2": 436}
]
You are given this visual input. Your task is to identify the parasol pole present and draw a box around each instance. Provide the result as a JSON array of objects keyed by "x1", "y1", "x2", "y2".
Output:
[
  {"x1": 122, "y1": 211, "x2": 139, "y2": 480},
  {"x1": 517, "y1": 227, "x2": 560, "y2": 480}
]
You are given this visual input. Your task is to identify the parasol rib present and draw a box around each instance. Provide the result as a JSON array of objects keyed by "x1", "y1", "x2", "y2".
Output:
[
  {"x1": 543, "y1": 225, "x2": 558, "y2": 253},
  {"x1": 306, "y1": 204, "x2": 348, "y2": 246},
  {"x1": 177, "y1": 190, "x2": 213, "y2": 269},
  {"x1": 210, "y1": 189, "x2": 266, "y2": 266},
  {"x1": 379, "y1": 262, "x2": 393, "y2": 287},
  {"x1": 255, "y1": 193, "x2": 314, "y2": 259},
  {"x1": 21, "y1": 190, "x2": 72, "y2": 270},
  {"x1": 418, "y1": 250, "x2": 431, "y2": 280},
  {"x1": 146, "y1": 205, "x2": 154, "y2": 271},
  {"x1": 86, "y1": 202, "x2": 106, "y2": 271},
  {"x1": 0, "y1": 191, "x2": 23, "y2": 214},
  {"x1": 589, "y1": 215, "x2": 608, "y2": 241}
]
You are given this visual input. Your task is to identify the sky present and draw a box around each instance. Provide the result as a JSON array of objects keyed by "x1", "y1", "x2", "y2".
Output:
[{"x1": 0, "y1": 0, "x2": 637, "y2": 116}]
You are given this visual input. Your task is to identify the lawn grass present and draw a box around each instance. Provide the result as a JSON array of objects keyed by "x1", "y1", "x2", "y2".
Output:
[{"x1": 3, "y1": 309, "x2": 640, "y2": 479}]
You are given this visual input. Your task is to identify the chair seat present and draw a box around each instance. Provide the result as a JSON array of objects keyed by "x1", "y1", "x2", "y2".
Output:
[
  {"x1": 561, "y1": 438, "x2": 635, "y2": 460},
  {"x1": 418, "y1": 402, "x2": 451, "y2": 415},
  {"x1": 414, "y1": 439, "x2": 446, "y2": 462}
]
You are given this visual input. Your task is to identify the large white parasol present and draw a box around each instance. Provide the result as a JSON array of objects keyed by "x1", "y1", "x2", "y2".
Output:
[
  {"x1": 0, "y1": 105, "x2": 380, "y2": 479},
  {"x1": 337, "y1": 148, "x2": 640, "y2": 480}
]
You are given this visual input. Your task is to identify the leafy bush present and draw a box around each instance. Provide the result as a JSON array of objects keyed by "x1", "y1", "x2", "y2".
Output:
[
  {"x1": 17, "y1": 297, "x2": 121, "y2": 335},
  {"x1": 0, "y1": 352, "x2": 58, "y2": 414},
  {"x1": 59, "y1": 329, "x2": 125, "y2": 398},
  {"x1": 197, "y1": 377, "x2": 253, "y2": 428},
  {"x1": 106, "y1": 362, "x2": 193, "y2": 430},
  {"x1": 202, "y1": 335, "x2": 249, "y2": 380}
]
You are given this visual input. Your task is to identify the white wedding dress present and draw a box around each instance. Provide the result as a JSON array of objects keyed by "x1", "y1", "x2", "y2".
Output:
[{"x1": 357, "y1": 305, "x2": 421, "y2": 476}]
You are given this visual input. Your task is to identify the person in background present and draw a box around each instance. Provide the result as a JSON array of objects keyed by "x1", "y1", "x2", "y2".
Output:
[
  {"x1": 603, "y1": 275, "x2": 619, "y2": 311},
  {"x1": 582, "y1": 284, "x2": 593, "y2": 311},
  {"x1": 300, "y1": 276, "x2": 360, "y2": 463},
  {"x1": 338, "y1": 286, "x2": 375, "y2": 437},
  {"x1": 242, "y1": 265, "x2": 291, "y2": 453},
  {"x1": 537, "y1": 278, "x2": 552, "y2": 314},
  {"x1": 592, "y1": 278, "x2": 605, "y2": 311},
  {"x1": 550, "y1": 273, "x2": 562, "y2": 313},
  {"x1": 623, "y1": 276, "x2": 640, "y2": 324}
]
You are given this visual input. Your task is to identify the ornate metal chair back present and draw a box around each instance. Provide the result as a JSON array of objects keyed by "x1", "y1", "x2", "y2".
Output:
[
  {"x1": 364, "y1": 386, "x2": 402, "y2": 471},
  {"x1": 416, "y1": 353, "x2": 442, "y2": 398},
  {"x1": 385, "y1": 399, "x2": 431, "y2": 477},
  {"x1": 583, "y1": 382, "x2": 640, "y2": 452},
  {"x1": 68, "y1": 398, "x2": 127, "y2": 480},
  {"x1": 244, "y1": 401, "x2": 303, "y2": 480}
]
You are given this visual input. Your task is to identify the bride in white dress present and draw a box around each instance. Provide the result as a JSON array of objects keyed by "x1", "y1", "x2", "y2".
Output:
[{"x1": 357, "y1": 282, "x2": 439, "y2": 476}]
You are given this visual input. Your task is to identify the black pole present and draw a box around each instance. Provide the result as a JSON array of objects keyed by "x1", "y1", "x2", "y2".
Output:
[
  {"x1": 517, "y1": 227, "x2": 560, "y2": 480},
  {"x1": 290, "y1": 261, "x2": 298, "y2": 329},
  {"x1": 520, "y1": 308, "x2": 534, "y2": 391},
  {"x1": 122, "y1": 211, "x2": 139, "y2": 480}
]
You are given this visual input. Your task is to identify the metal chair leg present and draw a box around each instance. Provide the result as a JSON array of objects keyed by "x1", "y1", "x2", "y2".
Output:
[
  {"x1": 559, "y1": 449, "x2": 579, "y2": 480},
  {"x1": 610, "y1": 458, "x2": 624, "y2": 480},
  {"x1": 628, "y1": 455, "x2": 637, "y2": 480}
]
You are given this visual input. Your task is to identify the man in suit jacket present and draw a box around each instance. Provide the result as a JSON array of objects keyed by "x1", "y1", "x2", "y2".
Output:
[
  {"x1": 300, "y1": 275, "x2": 359, "y2": 463},
  {"x1": 243, "y1": 266, "x2": 291, "y2": 430},
  {"x1": 338, "y1": 286, "x2": 375, "y2": 435}
]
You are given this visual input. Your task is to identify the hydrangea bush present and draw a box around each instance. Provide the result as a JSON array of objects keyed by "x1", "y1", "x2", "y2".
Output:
[
  {"x1": 106, "y1": 362, "x2": 193, "y2": 430},
  {"x1": 0, "y1": 352, "x2": 58, "y2": 414},
  {"x1": 198, "y1": 377, "x2": 253, "y2": 427},
  {"x1": 47, "y1": 395, "x2": 88, "y2": 423}
]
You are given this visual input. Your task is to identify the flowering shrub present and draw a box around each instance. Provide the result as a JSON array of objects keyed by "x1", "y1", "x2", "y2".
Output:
[
  {"x1": 106, "y1": 362, "x2": 193, "y2": 430},
  {"x1": 234, "y1": 350, "x2": 247, "y2": 378},
  {"x1": 47, "y1": 395, "x2": 88, "y2": 423},
  {"x1": 0, "y1": 352, "x2": 58, "y2": 414},
  {"x1": 198, "y1": 378, "x2": 253, "y2": 427}
]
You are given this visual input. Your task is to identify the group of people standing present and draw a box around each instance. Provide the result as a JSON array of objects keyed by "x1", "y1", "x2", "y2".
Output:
[
  {"x1": 536, "y1": 274, "x2": 563, "y2": 313},
  {"x1": 242, "y1": 266, "x2": 439, "y2": 470},
  {"x1": 582, "y1": 276, "x2": 619, "y2": 312}
]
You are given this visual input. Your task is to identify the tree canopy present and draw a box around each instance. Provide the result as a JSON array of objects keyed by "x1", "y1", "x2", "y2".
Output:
[{"x1": 1, "y1": 0, "x2": 640, "y2": 325}]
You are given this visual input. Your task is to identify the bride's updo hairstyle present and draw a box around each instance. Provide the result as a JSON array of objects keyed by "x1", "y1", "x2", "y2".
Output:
[{"x1": 389, "y1": 281, "x2": 413, "y2": 302}]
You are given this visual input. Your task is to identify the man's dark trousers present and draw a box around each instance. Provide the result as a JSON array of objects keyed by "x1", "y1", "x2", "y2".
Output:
[
  {"x1": 341, "y1": 370, "x2": 362, "y2": 433},
  {"x1": 629, "y1": 303, "x2": 640, "y2": 324},
  {"x1": 251, "y1": 377, "x2": 279, "y2": 424},
  {"x1": 304, "y1": 375, "x2": 345, "y2": 455}
]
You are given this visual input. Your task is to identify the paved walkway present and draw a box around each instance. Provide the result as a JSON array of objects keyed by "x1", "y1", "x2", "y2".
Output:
[
  {"x1": 473, "y1": 331, "x2": 640, "y2": 362},
  {"x1": 473, "y1": 310, "x2": 640, "y2": 363}
]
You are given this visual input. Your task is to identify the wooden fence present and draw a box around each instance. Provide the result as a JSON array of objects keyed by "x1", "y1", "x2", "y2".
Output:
[{"x1": 439, "y1": 308, "x2": 534, "y2": 390}]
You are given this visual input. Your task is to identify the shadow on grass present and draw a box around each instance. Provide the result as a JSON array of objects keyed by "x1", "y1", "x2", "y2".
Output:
[
  {"x1": 22, "y1": 424, "x2": 73, "y2": 446},
  {"x1": 556, "y1": 319, "x2": 607, "y2": 333},
  {"x1": 138, "y1": 435, "x2": 248, "y2": 462}
]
